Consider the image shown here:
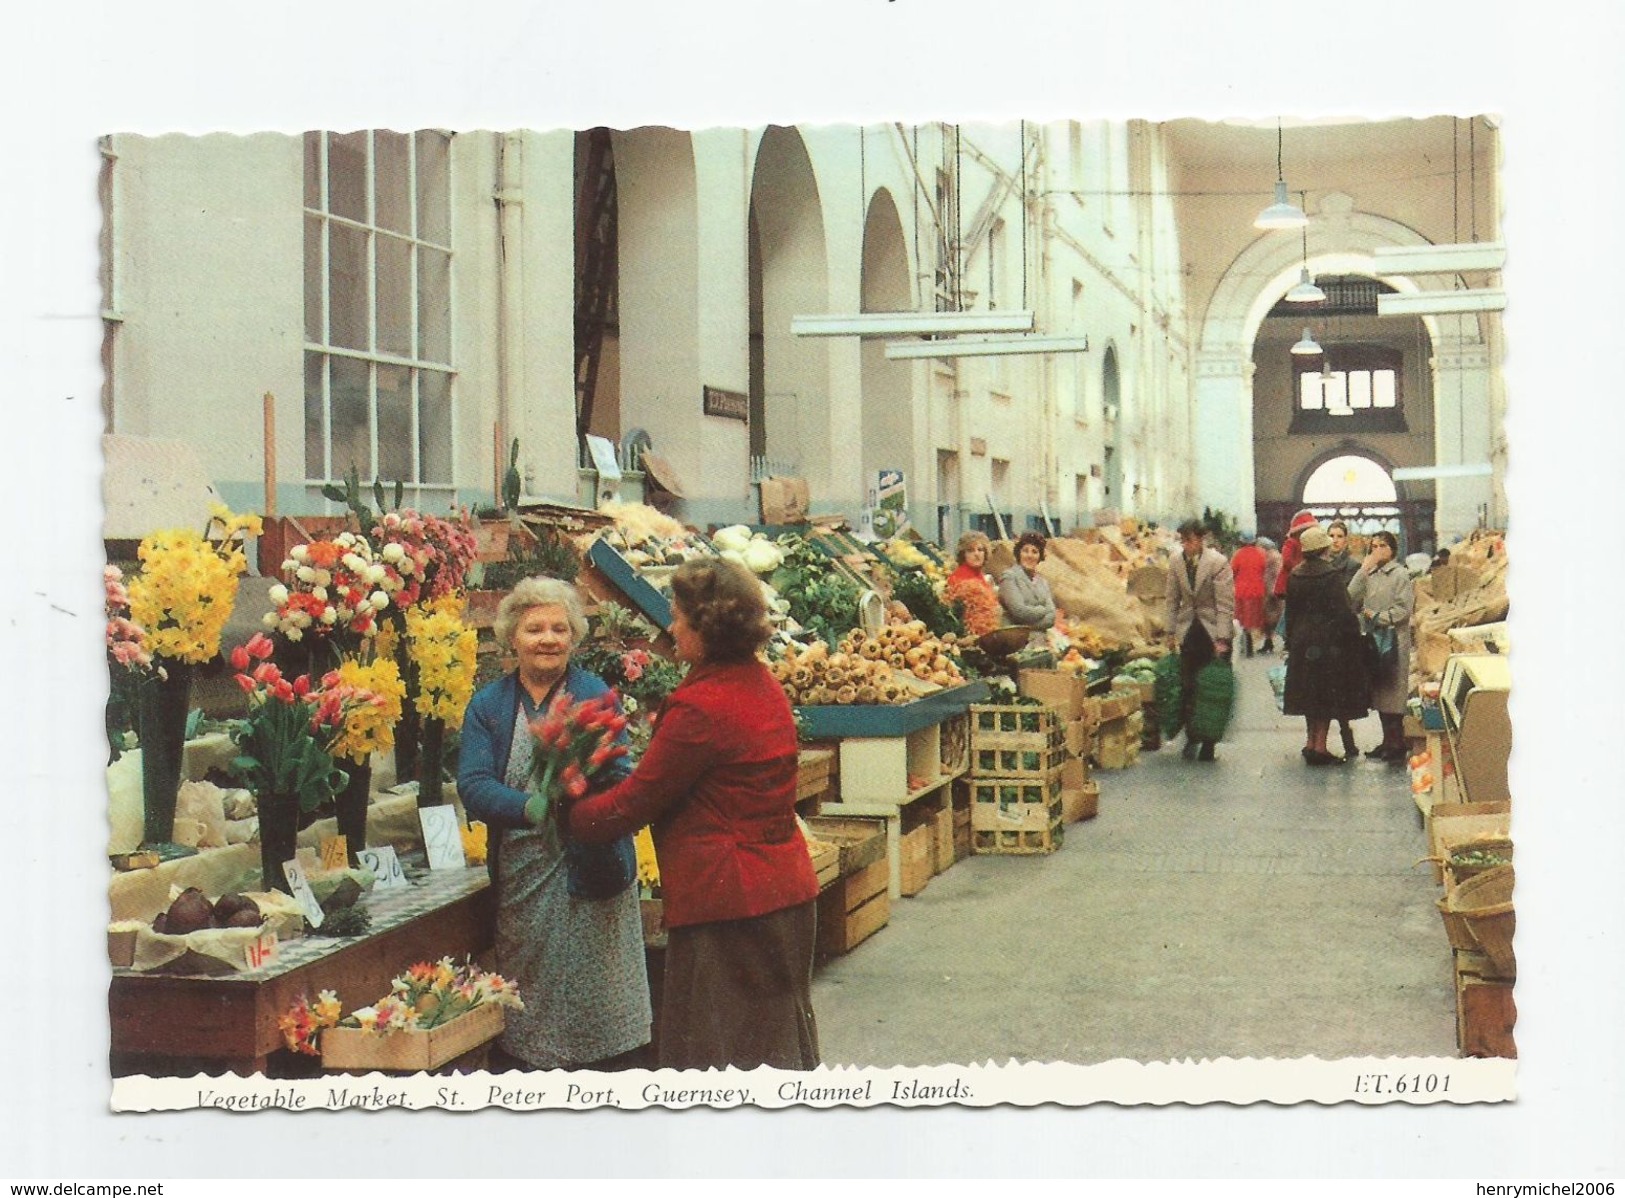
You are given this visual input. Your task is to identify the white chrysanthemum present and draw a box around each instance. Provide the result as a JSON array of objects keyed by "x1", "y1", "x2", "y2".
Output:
[
  {"x1": 365, "y1": 564, "x2": 387, "y2": 585},
  {"x1": 286, "y1": 626, "x2": 304, "y2": 642},
  {"x1": 342, "y1": 553, "x2": 367, "y2": 574},
  {"x1": 295, "y1": 566, "x2": 316, "y2": 583},
  {"x1": 262, "y1": 611, "x2": 279, "y2": 628},
  {"x1": 311, "y1": 586, "x2": 328, "y2": 603},
  {"x1": 292, "y1": 610, "x2": 312, "y2": 629},
  {"x1": 370, "y1": 591, "x2": 390, "y2": 610},
  {"x1": 268, "y1": 583, "x2": 289, "y2": 606},
  {"x1": 288, "y1": 545, "x2": 309, "y2": 564},
  {"x1": 381, "y1": 543, "x2": 405, "y2": 563},
  {"x1": 320, "y1": 609, "x2": 338, "y2": 625},
  {"x1": 313, "y1": 569, "x2": 332, "y2": 588}
]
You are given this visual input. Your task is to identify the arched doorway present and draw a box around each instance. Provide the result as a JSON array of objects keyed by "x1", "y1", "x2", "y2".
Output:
[
  {"x1": 1257, "y1": 446, "x2": 1435, "y2": 554},
  {"x1": 748, "y1": 127, "x2": 831, "y2": 492}
]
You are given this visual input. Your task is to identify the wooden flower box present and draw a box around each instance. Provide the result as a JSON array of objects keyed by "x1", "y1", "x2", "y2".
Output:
[{"x1": 321, "y1": 1002, "x2": 505, "y2": 1072}]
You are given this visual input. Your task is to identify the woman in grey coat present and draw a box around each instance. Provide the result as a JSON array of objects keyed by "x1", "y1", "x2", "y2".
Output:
[
  {"x1": 998, "y1": 531, "x2": 1059, "y2": 650},
  {"x1": 1348, "y1": 529, "x2": 1415, "y2": 762}
]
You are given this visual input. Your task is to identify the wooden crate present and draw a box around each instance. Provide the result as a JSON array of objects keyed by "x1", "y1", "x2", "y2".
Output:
[
  {"x1": 972, "y1": 819, "x2": 1063, "y2": 855},
  {"x1": 969, "y1": 703, "x2": 1066, "y2": 778},
  {"x1": 1064, "y1": 717, "x2": 1093, "y2": 758},
  {"x1": 1062, "y1": 778, "x2": 1100, "y2": 823},
  {"x1": 816, "y1": 856, "x2": 890, "y2": 956},
  {"x1": 796, "y1": 747, "x2": 837, "y2": 802},
  {"x1": 321, "y1": 1003, "x2": 505, "y2": 1072},
  {"x1": 969, "y1": 772, "x2": 1064, "y2": 855},
  {"x1": 930, "y1": 804, "x2": 955, "y2": 874},
  {"x1": 806, "y1": 840, "x2": 842, "y2": 890},
  {"x1": 802, "y1": 816, "x2": 887, "y2": 877},
  {"x1": 898, "y1": 823, "x2": 934, "y2": 897},
  {"x1": 1094, "y1": 717, "x2": 1140, "y2": 769},
  {"x1": 1016, "y1": 668, "x2": 1089, "y2": 719},
  {"x1": 1454, "y1": 950, "x2": 1517, "y2": 1058}
]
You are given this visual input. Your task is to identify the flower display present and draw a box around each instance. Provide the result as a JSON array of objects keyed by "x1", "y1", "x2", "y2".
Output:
[
  {"x1": 371, "y1": 508, "x2": 479, "y2": 605},
  {"x1": 264, "y1": 530, "x2": 402, "y2": 644},
  {"x1": 324, "y1": 656, "x2": 406, "y2": 764},
  {"x1": 227, "y1": 633, "x2": 378, "y2": 814},
  {"x1": 460, "y1": 819, "x2": 488, "y2": 865},
  {"x1": 343, "y1": 957, "x2": 523, "y2": 1035},
  {"x1": 945, "y1": 575, "x2": 1003, "y2": 638},
  {"x1": 278, "y1": 989, "x2": 342, "y2": 1056},
  {"x1": 404, "y1": 603, "x2": 478, "y2": 729},
  {"x1": 126, "y1": 505, "x2": 261, "y2": 664},
  {"x1": 634, "y1": 826, "x2": 660, "y2": 895},
  {"x1": 104, "y1": 565, "x2": 157, "y2": 675},
  {"x1": 525, "y1": 690, "x2": 629, "y2": 825}
]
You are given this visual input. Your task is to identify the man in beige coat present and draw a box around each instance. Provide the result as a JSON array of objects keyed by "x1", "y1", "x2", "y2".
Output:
[{"x1": 1166, "y1": 520, "x2": 1236, "y2": 762}]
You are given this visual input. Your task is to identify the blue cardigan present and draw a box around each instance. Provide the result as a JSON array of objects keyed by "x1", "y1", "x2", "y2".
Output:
[{"x1": 458, "y1": 666, "x2": 637, "y2": 900}]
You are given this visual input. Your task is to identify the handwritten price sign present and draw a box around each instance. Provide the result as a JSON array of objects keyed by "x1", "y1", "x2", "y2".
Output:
[
  {"x1": 357, "y1": 845, "x2": 409, "y2": 890},
  {"x1": 281, "y1": 858, "x2": 326, "y2": 928},
  {"x1": 245, "y1": 929, "x2": 279, "y2": 969}
]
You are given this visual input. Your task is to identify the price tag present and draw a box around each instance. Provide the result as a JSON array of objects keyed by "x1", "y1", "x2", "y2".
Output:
[
  {"x1": 244, "y1": 929, "x2": 279, "y2": 969},
  {"x1": 280, "y1": 858, "x2": 326, "y2": 928},
  {"x1": 357, "y1": 845, "x2": 409, "y2": 890},
  {"x1": 419, "y1": 806, "x2": 467, "y2": 871},
  {"x1": 319, "y1": 835, "x2": 349, "y2": 872}
]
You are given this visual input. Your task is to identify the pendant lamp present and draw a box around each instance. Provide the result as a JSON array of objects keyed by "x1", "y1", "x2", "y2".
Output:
[
  {"x1": 1255, "y1": 121, "x2": 1307, "y2": 230},
  {"x1": 1285, "y1": 208, "x2": 1324, "y2": 303},
  {"x1": 1290, "y1": 327, "x2": 1322, "y2": 355}
]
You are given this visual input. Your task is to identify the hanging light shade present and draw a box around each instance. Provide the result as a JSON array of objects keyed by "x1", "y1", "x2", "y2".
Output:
[
  {"x1": 1255, "y1": 121, "x2": 1307, "y2": 230},
  {"x1": 1256, "y1": 180, "x2": 1308, "y2": 230},
  {"x1": 1286, "y1": 266, "x2": 1326, "y2": 304},
  {"x1": 1290, "y1": 326, "x2": 1322, "y2": 355}
]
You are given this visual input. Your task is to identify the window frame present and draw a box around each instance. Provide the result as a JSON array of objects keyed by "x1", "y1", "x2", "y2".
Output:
[
  {"x1": 302, "y1": 129, "x2": 457, "y2": 492},
  {"x1": 1290, "y1": 342, "x2": 1407, "y2": 435}
]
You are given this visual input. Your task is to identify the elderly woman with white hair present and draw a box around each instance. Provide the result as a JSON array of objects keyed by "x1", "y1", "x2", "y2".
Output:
[{"x1": 458, "y1": 575, "x2": 650, "y2": 1071}]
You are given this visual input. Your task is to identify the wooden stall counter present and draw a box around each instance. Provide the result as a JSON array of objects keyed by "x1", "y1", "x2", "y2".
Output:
[{"x1": 110, "y1": 865, "x2": 494, "y2": 1078}]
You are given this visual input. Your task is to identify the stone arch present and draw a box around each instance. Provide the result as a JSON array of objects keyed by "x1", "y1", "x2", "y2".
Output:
[
  {"x1": 1193, "y1": 197, "x2": 1488, "y2": 528},
  {"x1": 610, "y1": 128, "x2": 703, "y2": 505},
  {"x1": 749, "y1": 126, "x2": 831, "y2": 490},
  {"x1": 858, "y1": 186, "x2": 914, "y2": 506}
]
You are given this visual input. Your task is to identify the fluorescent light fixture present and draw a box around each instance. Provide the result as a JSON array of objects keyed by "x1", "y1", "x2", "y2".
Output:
[
  {"x1": 1391, "y1": 463, "x2": 1494, "y2": 481},
  {"x1": 1372, "y1": 242, "x2": 1506, "y2": 275},
  {"x1": 1255, "y1": 180, "x2": 1307, "y2": 230},
  {"x1": 1376, "y1": 289, "x2": 1507, "y2": 316},
  {"x1": 1290, "y1": 327, "x2": 1322, "y2": 355},
  {"x1": 883, "y1": 334, "x2": 1091, "y2": 360},
  {"x1": 792, "y1": 311, "x2": 1034, "y2": 337},
  {"x1": 1286, "y1": 268, "x2": 1325, "y2": 303}
]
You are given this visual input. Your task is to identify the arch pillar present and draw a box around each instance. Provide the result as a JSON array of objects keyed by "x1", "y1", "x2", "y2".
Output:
[
  {"x1": 1430, "y1": 330, "x2": 1496, "y2": 541},
  {"x1": 1193, "y1": 343, "x2": 1256, "y2": 524}
]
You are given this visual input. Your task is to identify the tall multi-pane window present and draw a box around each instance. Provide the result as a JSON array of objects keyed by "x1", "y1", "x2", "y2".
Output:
[{"x1": 303, "y1": 130, "x2": 454, "y2": 488}]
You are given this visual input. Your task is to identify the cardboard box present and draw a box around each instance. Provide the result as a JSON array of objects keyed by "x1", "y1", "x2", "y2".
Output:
[
  {"x1": 1454, "y1": 950, "x2": 1517, "y2": 1058},
  {"x1": 759, "y1": 476, "x2": 810, "y2": 525},
  {"x1": 1017, "y1": 669, "x2": 1089, "y2": 720}
]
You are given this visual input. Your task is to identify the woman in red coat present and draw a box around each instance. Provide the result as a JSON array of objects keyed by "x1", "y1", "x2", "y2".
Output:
[
  {"x1": 566, "y1": 557, "x2": 820, "y2": 1071},
  {"x1": 1228, "y1": 533, "x2": 1268, "y2": 657}
]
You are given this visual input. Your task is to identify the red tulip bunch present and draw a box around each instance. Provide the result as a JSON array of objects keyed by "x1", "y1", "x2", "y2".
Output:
[{"x1": 524, "y1": 691, "x2": 630, "y2": 825}]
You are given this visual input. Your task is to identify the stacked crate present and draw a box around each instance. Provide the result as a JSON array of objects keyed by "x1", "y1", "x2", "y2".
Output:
[
  {"x1": 967, "y1": 703, "x2": 1066, "y2": 854},
  {"x1": 1092, "y1": 688, "x2": 1144, "y2": 770},
  {"x1": 804, "y1": 816, "x2": 890, "y2": 956}
]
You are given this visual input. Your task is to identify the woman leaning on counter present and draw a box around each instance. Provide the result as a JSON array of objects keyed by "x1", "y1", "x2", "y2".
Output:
[{"x1": 565, "y1": 556, "x2": 821, "y2": 1072}]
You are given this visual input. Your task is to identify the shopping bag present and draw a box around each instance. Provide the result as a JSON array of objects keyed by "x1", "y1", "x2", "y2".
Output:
[
  {"x1": 1153, "y1": 654, "x2": 1184, "y2": 739},
  {"x1": 1267, "y1": 662, "x2": 1288, "y2": 713},
  {"x1": 1188, "y1": 658, "x2": 1236, "y2": 742}
]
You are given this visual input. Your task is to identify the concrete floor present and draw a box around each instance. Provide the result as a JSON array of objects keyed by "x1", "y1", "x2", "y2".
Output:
[{"x1": 810, "y1": 650, "x2": 1461, "y2": 1067}]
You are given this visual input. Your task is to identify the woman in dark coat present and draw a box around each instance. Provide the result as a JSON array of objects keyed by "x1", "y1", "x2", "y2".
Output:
[
  {"x1": 1283, "y1": 525, "x2": 1371, "y2": 765},
  {"x1": 1324, "y1": 520, "x2": 1364, "y2": 759}
]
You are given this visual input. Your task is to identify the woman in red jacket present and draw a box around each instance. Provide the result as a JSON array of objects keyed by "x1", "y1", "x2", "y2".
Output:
[{"x1": 566, "y1": 557, "x2": 820, "y2": 1071}]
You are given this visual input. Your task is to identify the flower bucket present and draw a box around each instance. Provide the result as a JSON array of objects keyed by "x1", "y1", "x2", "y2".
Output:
[
  {"x1": 137, "y1": 660, "x2": 193, "y2": 848},
  {"x1": 258, "y1": 792, "x2": 299, "y2": 894},
  {"x1": 336, "y1": 760, "x2": 372, "y2": 867}
]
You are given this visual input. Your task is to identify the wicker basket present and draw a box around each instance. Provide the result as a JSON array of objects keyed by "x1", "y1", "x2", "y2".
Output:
[{"x1": 1437, "y1": 863, "x2": 1516, "y2": 979}]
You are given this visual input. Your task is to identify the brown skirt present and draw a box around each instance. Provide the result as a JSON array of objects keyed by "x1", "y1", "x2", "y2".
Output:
[{"x1": 659, "y1": 900, "x2": 820, "y2": 1071}]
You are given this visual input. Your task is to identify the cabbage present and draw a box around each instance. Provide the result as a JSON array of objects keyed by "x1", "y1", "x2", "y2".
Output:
[{"x1": 713, "y1": 525, "x2": 754, "y2": 554}]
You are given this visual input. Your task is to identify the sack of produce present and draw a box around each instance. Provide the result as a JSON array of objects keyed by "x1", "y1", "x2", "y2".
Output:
[
  {"x1": 1153, "y1": 654, "x2": 1184, "y2": 739},
  {"x1": 1188, "y1": 659, "x2": 1236, "y2": 742}
]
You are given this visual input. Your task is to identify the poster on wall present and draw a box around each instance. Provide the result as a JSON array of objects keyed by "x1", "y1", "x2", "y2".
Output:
[{"x1": 872, "y1": 468, "x2": 907, "y2": 539}]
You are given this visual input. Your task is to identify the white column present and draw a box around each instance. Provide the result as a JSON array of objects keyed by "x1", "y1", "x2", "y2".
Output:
[
  {"x1": 1431, "y1": 342, "x2": 1496, "y2": 542},
  {"x1": 1191, "y1": 345, "x2": 1255, "y2": 525}
]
